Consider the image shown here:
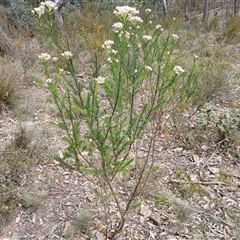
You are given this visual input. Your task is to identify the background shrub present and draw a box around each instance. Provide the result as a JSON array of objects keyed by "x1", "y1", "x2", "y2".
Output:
[
  {"x1": 224, "y1": 14, "x2": 240, "y2": 42},
  {"x1": 0, "y1": 57, "x2": 24, "y2": 109}
]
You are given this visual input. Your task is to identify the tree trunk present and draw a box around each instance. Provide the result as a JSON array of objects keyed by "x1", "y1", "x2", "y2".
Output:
[
  {"x1": 185, "y1": 0, "x2": 189, "y2": 22},
  {"x1": 234, "y1": 0, "x2": 239, "y2": 13},
  {"x1": 0, "y1": 25, "x2": 17, "y2": 58},
  {"x1": 226, "y1": 0, "x2": 231, "y2": 17},
  {"x1": 54, "y1": 0, "x2": 68, "y2": 28},
  {"x1": 162, "y1": 0, "x2": 168, "y2": 16},
  {"x1": 203, "y1": 0, "x2": 209, "y2": 21}
]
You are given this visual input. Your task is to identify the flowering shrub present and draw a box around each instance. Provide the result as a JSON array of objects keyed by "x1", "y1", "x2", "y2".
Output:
[
  {"x1": 35, "y1": 2, "x2": 200, "y2": 238},
  {"x1": 32, "y1": 1, "x2": 57, "y2": 16}
]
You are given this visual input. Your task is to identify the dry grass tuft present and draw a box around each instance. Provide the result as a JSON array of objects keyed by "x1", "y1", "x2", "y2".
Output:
[
  {"x1": 64, "y1": 2, "x2": 112, "y2": 58},
  {"x1": 73, "y1": 210, "x2": 92, "y2": 233},
  {"x1": 19, "y1": 191, "x2": 44, "y2": 213},
  {"x1": 224, "y1": 14, "x2": 240, "y2": 42},
  {"x1": 0, "y1": 57, "x2": 24, "y2": 109},
  {"x1": 0, "y1": 149, "x2": 35, "y2": 230}
]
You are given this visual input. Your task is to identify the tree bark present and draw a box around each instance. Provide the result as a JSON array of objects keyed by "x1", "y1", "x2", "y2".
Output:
[
  {"x1": 162, "y1": 0, "x2": 168, "y2": 16},
  {"x1": 234, "y1": 0, "x2": 239, "y2": 13},
  {"x1": 0, "y1": 25, "x2": 17, "y2": 58},
  {"x1": 54, "y1": 0, "x2": 68, "y2": 28},
  {"x1": 203, "y1": 0, "x2": 209, "y2": 21},
  {"x1": 185, "y1": 0, "x2": 189, "y2": 22}
]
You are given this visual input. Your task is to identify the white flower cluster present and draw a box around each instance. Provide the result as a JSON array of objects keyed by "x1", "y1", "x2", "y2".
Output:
[
  {"x1": 156, "y1": 24, "x2": 164, "y2": 31},
  {"x1": 114, "y1": 6, "x2": 139, "y2": 17},
  {"x1": 145, "y1": 65, "x2": 153, "y2": 71},
  {"x1": 32, "y1": 5, "x2": 45, "y2": 16},
  {"x1": 112, "y1": 22, "x2": 124, "y2": 33},
  {"x1": 32, "y1": 1, "x2": 57, "y2": 16},
  {"x1": 52, "y1": 57, "x2": 59, "y2": 62},
  {"x1": 173, "y1": 65, "x2": 185, "y2": 75},
  {"x1": 111, "y1": 49, "x2": 118, "y2": 55},
  {"x1": 129, "y1": 16, "x2": 143, "y2": 24},
  {"x1": 172, "y1": 34, "x2": 179, "y2": 40},
  {"x1": 142, "y1": 35, "x2": 152, "y2": 41},
  {"x1": 44, "y1": 1, "x2": 57, "y2": 10},
  {"x1": 124, "y1": 31, "x2": 131, "y2": 39},
  {"x1": 95, "y1": 76, "x2": 105, "y2": 84},
  {"x1": 38, "y1": 53, "x2": 51, "y2": 61},
  {"x1": 61, "y1": 51, "x2": 73, "y2": 59},
  {"x1": 46, "y1": 78, "x2": 52, "y2": 83},
  {"x1": 113, "y1": 6, "x2": 143, "y2": 26},
  {"x1": 102, "y1": 40, "x2": 114, "y2": 49},
  {"x1": 116, "y1": 30, "x2": 131, "y2": 40}
]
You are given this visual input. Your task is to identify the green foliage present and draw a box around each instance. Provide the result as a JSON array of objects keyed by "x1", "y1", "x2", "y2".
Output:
[
  {"x1": 215, "y1": 110, "x2": 240, "y2": 145},
  {"x1": 217, "y1": 169, "x2": 232, "y2": 183},
  {"x1": 198, "y1": 107, "x2": 240, "y2": 145},
  {"x1": 7, "y1": 0, "x2": 34, "y2": 30},
  {"x1": 36, "y1": 4, "x2": 199, "y2": 177},
  {"x1": 154, "y1": 192, "x2": 170, "y2": 209},
  {"x1": 0, "y1": 0, "x2": 10, "y2": 6},
  {"x1": 180, "y1": 105, "x2": 240, "y2": 154},
  {"x1": 34, "y1": 3, "x2": 201, "y2": 238},
  {"x1": 172, "y1": 170, "x2": 205, "y2": 199}
]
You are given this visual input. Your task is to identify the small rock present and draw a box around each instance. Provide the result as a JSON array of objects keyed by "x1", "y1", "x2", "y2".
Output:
[
  {"x1": 92, "y1": 230, "x2": 106, "y2": 240},
  {"x1": 139, "y1": 216, "x2": 145, "y2": 223},
  {"x1": 201, "y1": 145, "x2": 208, "y2": 150},
  {"x1": 208, "y1": 167, "x2": 220, "y2": 174},
  {"x1": 235, "y1": 191, "x2": 240, "y2": 198},
  {"x1": 139, "y1": 204, "x2": 151, "y2": 218},
  {"x1": 192, "y1": 154, "x2": 199, "y2": 162},
  {"x1": 87, "y1": 193, "x2": 95, "y2": 202},
  {"x1": 15, "y1": 214, "x2": 21, "y2": 223},
  {"x1": 150, "y1": 212, "x2": 162, "y2": 226},
  {"x1": 189, "y1": 174, "x2": 198, "y2": 181},
  {"x1": 173, "y1": 147, "x2": 183, "y2": 152}
]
